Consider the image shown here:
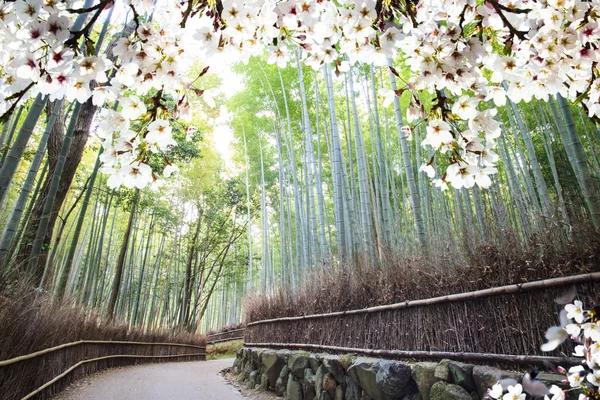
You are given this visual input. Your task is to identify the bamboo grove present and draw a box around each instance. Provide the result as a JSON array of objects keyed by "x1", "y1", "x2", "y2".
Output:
[
  {"x1": 230, "y1": 58, "x2": 600, "y2": 316},
  {"x1": 0, "y1": 10, "x2": 599, "y2": 334}
]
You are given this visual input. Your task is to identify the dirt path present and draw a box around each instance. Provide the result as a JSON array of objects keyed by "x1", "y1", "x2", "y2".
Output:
[{"x1": 54, "y1": 358, "x2": 243, "y2": 400}]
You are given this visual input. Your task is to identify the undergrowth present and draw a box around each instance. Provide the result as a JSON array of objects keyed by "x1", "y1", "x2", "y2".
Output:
[
  {"x1": 244, "y1": 224, "x2": 600, "y2": 322},
  {"x1": 207, "y1": 339, "x2": 244, "y2": 360},
  {"x1": 0, "y1": 290, "x2": 205, "y2": 361}
]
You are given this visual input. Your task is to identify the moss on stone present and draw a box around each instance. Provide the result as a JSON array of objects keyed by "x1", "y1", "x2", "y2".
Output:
[{"x1": 339, "y1": 353, "x2": 357, "y2": 370}]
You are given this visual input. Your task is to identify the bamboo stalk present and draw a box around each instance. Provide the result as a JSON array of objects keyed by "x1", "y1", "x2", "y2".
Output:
[
  {"x1": 246, "y1": 272, "x2": 600, "y2": 326},
  {"x1": 244, "y1": 342, "x2": 580, "y2": 367},
  {"x1": 0, "y1": 340, "x2": 206, "y2": 366},
  {"x1": 21, "y1": 352, "x2": 206, "y2": 400}
]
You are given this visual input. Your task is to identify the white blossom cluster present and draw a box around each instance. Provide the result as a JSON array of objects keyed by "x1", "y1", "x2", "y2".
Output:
[
  {"x1": 397, "y1": 0, "x2": 600, "y2": 190},
  {"x1": 0, "y1": 0, "x2": 95, "y2": 108},
  {"x1": 0, "y1": 0, "x2": 599, "y2": 189},
  {"x1": 95, "y1": 0, "x2": 198, "y2": 188},
  {"x1": 488, "y1": 299, "x2": 600, "y2": 400}
]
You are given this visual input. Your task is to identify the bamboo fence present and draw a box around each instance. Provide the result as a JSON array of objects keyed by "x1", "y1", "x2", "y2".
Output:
[
  {"x1": 0, "y1": 340, "x2": 206, "y2": 400},
  {"x1": 245, "y1": 273, "x2": 600, "y2": 364},
  {"x1": 207, "y1": 328, "x2": 246, "y2": 344}
]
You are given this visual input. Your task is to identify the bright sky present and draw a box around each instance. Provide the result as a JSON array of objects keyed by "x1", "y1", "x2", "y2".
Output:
[{"x1": 212, "y1": 65, "x2": 244, "y2": 175}]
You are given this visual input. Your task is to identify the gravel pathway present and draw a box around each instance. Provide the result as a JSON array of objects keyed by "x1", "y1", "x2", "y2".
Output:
[{"x1": 54, "y1": 358, "x2": 243, "y2": 400}]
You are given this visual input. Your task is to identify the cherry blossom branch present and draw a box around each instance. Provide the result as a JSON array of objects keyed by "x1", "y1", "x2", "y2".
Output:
[
  {"x1": 65, "y1": 0, "x2": 113, "y2": 51},
  {"x1": 150, "y1": 89, "x2": 165, "y2": 120},
  {"x1": 128, "y1": 4, "x2": 141, "y2": 31},
  {"x1": 0, "y1": 83, "x2": 35, "y2": 122},
  {"x1": 573, "y1": 63, "x2": 597, "y2": 105},
  {"x1": 66, "y1": 1, "x2": 112, "y2": 14},
  {"x1": 180, "y1": 0, "x2": 199, "y2": 28},
  {"x1": 458, "y1": 4, "x2": 470, "y2": 32},
  {"x1": 489, "y1": 0, "x2": 531, "y2": 14},
  {"x1": 486, "y1": 0, "x2": 529, "y2": 41}
]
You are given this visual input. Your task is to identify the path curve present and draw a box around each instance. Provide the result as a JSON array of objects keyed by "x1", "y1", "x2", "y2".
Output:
[{"x1": 54, "y1": 358, "x2": 243, "y2": 400}]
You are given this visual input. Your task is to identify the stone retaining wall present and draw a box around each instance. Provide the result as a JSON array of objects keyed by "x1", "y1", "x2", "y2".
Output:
[{"x1": 232, "y1": 347, "x2": 564, "y2": 400}]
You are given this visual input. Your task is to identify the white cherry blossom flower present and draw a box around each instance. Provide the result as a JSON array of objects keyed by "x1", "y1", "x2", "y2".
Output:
[
  {"x1": 146, "y1": 119, "x2": 175, "y2": 150},
  {"x1": 565, "y1": 300, "x2": 586, "y2": 323},
  {"x1": 452, "y1": 96, "x2": 479, "y2": 120},
  {"x1": 92, "y1": 85, "x2": 117, "y2": 107},
  {"x1": 568, "y1": 366, "x2": 586, "y2": 387},
  {"x1": 163, "y1": 164, "x2": 179, "y2": 177},
  {"x1": 202, "y1": 88, "x2": 220, "y2": 108},
  {"x1": 419, "y1": 163, "x2": 435, "y2": 178},
  {"x1": 446, "y1": 162, "x2": 478, "y2": 189},
  {"x1": 541, "y1": 326, "x2": 569, "y2": 351},
  {"x1": 65, "y1": 78, "x2": 92, "y2": 103},
  {"x1": 424, "y1": 120, "x2": 453, "y2": 148},
  {"x1": 122, "y1": 161, "x2": 154, "y2": 189},
  {"x1": 120, "y1": 96, "x2": 147, "y2": 119},
  {"x1": 115, "y1": 62, "x2": 139, "y2": 87},
  {"x1": 503, "y1": 384, "x2": 526, "y2": 400},
  {"x1": 475, "y1": 167, "x2": 497, "y2": 189},
  {"x1": 379, "y1": 88, "x2": 396, "y2": 108},
  {"x1": 267, "y1": 44, "x2": 289, "y2": 68},
  {"x1": 588, "y1": 372, "x2": 600, "y2": 387},
  {"x1": 543, "y1": 385, "x2": 565, "y2": 400},
  {"x1": 584, "y1": 323, "x2": 600, "y2": 342},
  {"x1": 489, "y1": 382, "x2": 504, "y2": 399}
]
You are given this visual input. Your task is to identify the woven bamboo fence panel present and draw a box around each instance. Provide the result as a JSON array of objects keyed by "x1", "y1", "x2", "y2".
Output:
[{"x1": 245, "y1": 273, "x2": 600, "y2": 360}]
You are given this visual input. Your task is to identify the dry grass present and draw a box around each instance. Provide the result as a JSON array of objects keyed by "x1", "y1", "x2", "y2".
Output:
[
  {"x1": 207, "y1": 340, "x2": 244, "y2": 360},
  {"x1": 0, "y1": 290, "x2": 205, "y2": 400},
  {"x1": 244, "y1": 225, "x2": 600, "y2": 322}
]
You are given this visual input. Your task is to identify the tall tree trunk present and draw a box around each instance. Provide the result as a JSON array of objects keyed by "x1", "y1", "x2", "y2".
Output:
[
  {"x1": 18, "y1": 16, "x2": 132, "y2": 280},
  {"x1": 536, "y1": 100, "x2": 571, "y2": 228},
  {"x1": 27, "y1": 101, "x2": 81, "y2": 280}
]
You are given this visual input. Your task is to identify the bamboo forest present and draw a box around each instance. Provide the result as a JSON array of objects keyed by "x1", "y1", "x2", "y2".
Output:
[{"x1": 1, "y1": 0, "x2": 600, "y2": 398}]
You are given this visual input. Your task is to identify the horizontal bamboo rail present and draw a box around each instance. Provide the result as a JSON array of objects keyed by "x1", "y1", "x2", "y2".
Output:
[
  {"x1": 247, "y1": 272, "x2": 600, "y2": 326},
  {"x1": 245, "y1": 342, "x2": 580, "y2": 367},
  {"x1": 21, "y1": 352, "x2": 205, "y2": 400},
  {"x1": 0, "y1": 340, "x2": 205, "y2": 367}
]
